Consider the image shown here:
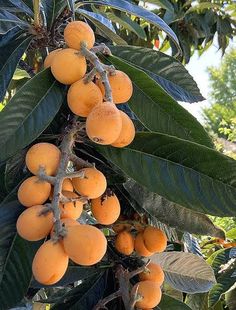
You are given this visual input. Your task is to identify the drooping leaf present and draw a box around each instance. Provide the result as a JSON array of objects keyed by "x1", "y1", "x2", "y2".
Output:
[
  {"x1": 158, "y1": 293, "x2": 192, "y2": 310},
  {"x1": 52, "y1": 272, "x2": 106, "y2": 309},
  {"x1": 0, "y1": 10, "x2": 29, "y2": 34},
  {"x1": 109, "y1": 45, "x2": 204, "y2": 103},
  {"x1": 0, "y1": 29, "x2": 32, "y2": 101},
  {"x1": 208, "y1": 248, "x2": 236, "y2": 307},
  {"x1": 0, "y1": 69, "x2": 66, "y2": 162},
  {"x1": 97, "y1": 132, "x2": 236, "y2": 216},
  {"x1": 77, "y1": 0, "x2": 181, "y2": 53},
  {"x1": 105, "y1": 55, "x2": 213, "y2": 147},
  {"x1": 152, "y1": 252, "x2": 216, "y2": 293},
  {"x1": 0, "y1": 0, "x2": 33, "y2": 16},
  {"x1": 123, "y1": 179, "x2": 225, "y2": 238},
  {"x1": 77, "y1": 9, "x2": 127, "y2": 45},
  {"x1": 106, "y1": 12, "x2": 147, "y2": 40}
]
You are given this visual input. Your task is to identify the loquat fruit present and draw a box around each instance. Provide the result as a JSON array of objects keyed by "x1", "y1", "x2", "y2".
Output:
[
  {"x1": 115, "y1": 230, "x2": 134, "y2": 255},
  {"x1": 131, "y1": 281, "x2": 162, "y2": 308},
  {"x1": 44, "y1": 49, "x2": 62, "y2": 68},
  {"x1": 134, "y1": 232, "x2": 153, "y2": 257},
  {"x1": 59, "y1": 191, "x2": 83, "y2": 220},
  {"x1": 139, "y1": 263, "x2": 164, "y2": 285},
  {"x1": 143, "y1": 226, "x2": 167, "y2": 253}
]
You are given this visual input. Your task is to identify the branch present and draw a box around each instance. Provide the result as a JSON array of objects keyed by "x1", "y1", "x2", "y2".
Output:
[
  {"x1": 37, "y1": 167, "x2": 56, "y2": 184},
  {"x1": 80, "y1": 42, "x2": 115, "y2": 102},
  {"x1": 91, "y1": 43, "x2": 112, "y2": 56},
  {"x1": 33, "y1": 0, "x2": 41, "y2": 27},
  {"x1": 93, "y1": 290, "x2": 121, "y2": 310},
  {"x1": 128, "y1": 260, "x2": 150, "y2": 279},
  {"x1": 69, "y1": 153, "x2": 93, "y2": 168}
]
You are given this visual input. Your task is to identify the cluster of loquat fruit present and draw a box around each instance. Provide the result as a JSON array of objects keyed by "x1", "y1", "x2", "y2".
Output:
[
  {"x1": 44, "y1": 20, "x2": 135, "y2": 148},
  {"x1": 16, "y1": 20, "x2": 167, "y2": 309}
]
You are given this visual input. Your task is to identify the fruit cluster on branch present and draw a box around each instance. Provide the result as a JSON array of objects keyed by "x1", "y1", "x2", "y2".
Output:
[{"x1": 16, "y1": 20, "x2": 168, "y2": 310}]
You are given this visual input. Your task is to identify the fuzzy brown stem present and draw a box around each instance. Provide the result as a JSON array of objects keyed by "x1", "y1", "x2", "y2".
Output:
[
  {"x1": 80, "y1": 42, "x2": 114, "y2": 102},
  {"x1": 128, "y1": 260, "x2": 150, "y2": 279},
  {"x1": 93, "y1": 290, "x2": 121, "y2": 310},
  {"x1": 91, "y1": 43, "x2": 112, "y2": 56},
  {"x1": 69, "y1": 153, "x2": 93, "y2": 168}
]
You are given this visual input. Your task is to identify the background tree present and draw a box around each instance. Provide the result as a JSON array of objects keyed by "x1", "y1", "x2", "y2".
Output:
[{"x1": 203, "y1": 48, "x2": 236, "y2": 143}]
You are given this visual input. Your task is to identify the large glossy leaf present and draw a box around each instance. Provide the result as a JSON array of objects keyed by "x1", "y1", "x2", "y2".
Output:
[
  {"x1": 76, "y1": 0, "x2": 181, "y2": 53},
  {"x1": 106, "y1": 12, "x2": 147, "y2": 40},
  {"x1": 0, "y1": 69, "x2": 66, "y2": 162},
  {"x1": 98, "y1": 132, "x2": 236, "y2": 216},
  {"x1": 110, "y1": 45, "x2": 204, "y2": 103},
  {"x1": 0, "y1": 0, "x2": 33, "y2": 16},
  {"x1": 185, "y1": 293, "x2": 209, "y2": 310},
  {"x1": 183, "y1": 232, "x2": 203, "y2": 257},
  {"x1": 124, "y1": 179, "x2": 225, "y2": 238},
  {"x1": 158, "y1": 294, "x2": 191, "y2": 310},
  {"x1": 152, "y1": 252, "x2": 216, "y2": 293},
  {"x1": 0, "y1": 187, "x2": 42, "y2": 309},
  {"x1": 0, "y1": 10, "x2": 29, "y2": 34},
  {"x1": 41, "y1": 0, "x2": 67, "y2": 29},
  {"x1": 208, "y1": 249, "x2": 236, "y2": 307},
  {"x1": 105, "y1": 55, "x2": 213, "y2": 147},
  {"x1": 52, "y1": 272, "x2": 106, "y2": 309},
  {"x1": 77, "y1": 9, "x2": 127, "y2": 45},
  {"x1": 0, "y1": 30, "x2": 32, "y2": 101}
]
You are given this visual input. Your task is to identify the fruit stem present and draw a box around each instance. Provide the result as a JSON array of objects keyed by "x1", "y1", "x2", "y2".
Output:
[
  {"x1": 33, "y1": 0, "x2": 41, "y2": 27},
  {"x1": 80, "y1": 42, "x2": 114, "y2": 102},
  {"x1": 93, "y1": 290, "x2": 121, "y2": 310},
  {"x1": 69, "y1": 153, "x2": 93, "y2": 169}
]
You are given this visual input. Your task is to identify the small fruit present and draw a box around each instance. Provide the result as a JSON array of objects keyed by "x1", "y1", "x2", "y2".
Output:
[
  {"x1": 67, "y1": 80, "x2": 103, "y2": 117},
  {"x1": 111, "y1": 111, "x2": 135, "y2": 148},
  {"x1": 139, "y1": 263, "x2": 164, "y2": 285},
  {"x1": 115, "y1": 230, "x2": 134, "y2": 255},
  {"x1": 44, "y1": 49, "x2": 62, "y2": 68},
  {"x1": 32, "y1": 240, "x2": 69, "y2": 285},
  {"x1": 26, "y1": 142, "x2": 61, "y2": 176},
  {"x1": 86, "y1": 102, "x2": 122, "y2": 145},
  {"x1": 63, "y1": 225, "x2": 107, "y2": 266},
  {"x1": 59, "y1": 191, "x2": 83, "y2": 220},
  {"x1": 131, "y1": 281, "x2": 162, "y2": 308},
  {"x1": 91, "y1": 192, "x2": 120, "y2": 225},
  {"x1": 72, "y1": 168, "x2": 107, "y2": 199},
  {"x1": 64, "y1": 21, "x2": 95, "y2": 50},
  {"x1": 16, "y1": 205, "x2": 53, "y2": 241},
  {"x1": 143, "y1": 226, "x2": 167, "y2": 253},
  {"x1": 96, "y1": 70, "x2": 133, "y2": 104},
  {"x1": 134, "y1": 232, "x2": 153, "y2": 257},
  {"x1": 17, "y1": 176, "x2": 51, "y2": 207},
  {"x1": 51, "y1": 48, "x2": 87, "y2": 85},
  {"x1": 50, "y1": 218, "x2": 79, "y2": 238}
]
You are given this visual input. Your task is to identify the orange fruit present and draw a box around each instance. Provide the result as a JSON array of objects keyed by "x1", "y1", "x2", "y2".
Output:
[
  {"x1": 64, "y1": 21, "x2": 95, "y2": 50},
  {"x1": 86, "y1": 102, "x2": 122, "y2": 145},
  {"x1": 67, "y1": 80, "x2": 103, "y2": 117},
  {"x1": 17, "y1": 176, "x2": 51, "y2": 207},
  {"x1": 63, "y1": 225, "x2": 107, "y2": 266},
  {"x1": 111, "y1": 111, "x2": 135, "y2": 148},
  {"x1": 115, "y1": 230, "x2": 134, "y2": 255},
  {"x1": 113, "y1": 223, "x2": 132, "y2": 233},
  {"x1": 51, "y1": 48, "x2": 87, "y2": 84},
  {"x1": 131, "y1": 281, "x2": 162, "y2": 308},
  {"x1": 16, "y1": 205, "x2": 53, "y2": 241},
  {"x1": 59, "y1": 191, "x2": 83, "y2": 220},
  {"x1": 134, "y1": 232, "x2": 153, "y2": 257},
  {"x1": 143, "y1": 226, "x2": 167, "y2": 253},
  {"x1": 44, "y1": 49, "x2": 62, "y2": 68},
  {"x1": 96, "y1": 70, "x2": 133, "y2": 104},
  {"x1": 91, "y1": 193, "x2": 120, "y2": 225},
  {"x1": 139, "y1": 263, "x2": 164, "y2": 285},
  {"x1": 72, "y1": 168, "x2": 106, "y2": 199},
  {"x1": 26, "y1": 142, "x2": 61, "y2": 176},
  {"x1": 32, "y1": 240, "x2": 69, "y2": 285}
]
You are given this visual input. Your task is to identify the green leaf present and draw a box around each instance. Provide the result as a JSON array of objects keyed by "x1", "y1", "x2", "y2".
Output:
[
  {"x1": 13, "y1": 68, "x2": 30, "y2": 80},
  {"x1": 153, "y1": 252, "x2": 216, "y2": 293},
  {"x1": 158, "y1": 294, "x2": 192, "y2": 309},
  {"x1": 226, "y1": 228, "x2": 236, "y2": 240},
  {"x1": 185, "y1": 2, "x2": 221, "y2": 14},
  {"x1": 124, "y1": 179, "x2": 225, "y2": 238},
  {"x1": 106, "y1": 12, "x2": 147, "y2": 40},
  {"x1": 109, "y1": 45, "x2": 204, "y2": 103},
  {"x1": 77, "y1": 0, "x2": 181, "y2": 53},
  {"x1": 77, "y1": 9, "x2": 127, "y2": 45},
  {"x1": 105, "y1": 55, "x2": 213, "y2": 147},
  {"x1": 0, "y1": 69, "x2": 66, "y2": 162},
  {"x1": 0, "y1": 186, "x2": 42, "y2": 309},
  {"x1": 0, "y1": 10, "x2": 29, "y2": 34},
  {"x1": 185, "y1": 292, "x2": 209, "y2": 310},
  {"x1": 41, "y1": 0, "x2": 67, "y2": 30},
  {"x1": 208, "y1": 248, "x2": 236, "y2": 307},
  {"x1": 225, "y1": 287, "x2": 236, "y2": 310},
  {"x1": 0, "y1": 29, "x2": 32, "y2": 101},
  {"x1": 146, "y1": 0, "x2": 174, "y2": 12},
  {"x1": 52, "y1": 272, "x2": 106, "y2": 309},
  {"x1": 97, "y1": 132, "x2": 236, "y2": 216}
]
